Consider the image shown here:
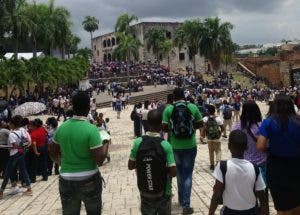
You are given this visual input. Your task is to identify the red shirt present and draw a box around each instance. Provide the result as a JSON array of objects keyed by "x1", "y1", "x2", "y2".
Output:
[{"x1": 30, "y1": 127, "x2": 47, "y2": 147}]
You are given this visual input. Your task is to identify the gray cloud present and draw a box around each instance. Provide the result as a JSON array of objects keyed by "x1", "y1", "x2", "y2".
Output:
[{"x1": 36, "y1": 0, "x2": 300, "y2": 47}]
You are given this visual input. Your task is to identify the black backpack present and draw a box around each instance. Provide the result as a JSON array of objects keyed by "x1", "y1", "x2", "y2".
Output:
[
  {"x1": 218, "y1": 160, "x2": 260, "y2": 205},
  {"x1": 136, "y1": 136, "x2": 167, "y2": 195},
  {"x1": 223, "y1": 105, "x2": 232, "y2": 120},
  {"x1": 170, "y1": 102, "x2": 195, "y2": 139},
  {"x1": 130, "y1": 110, "x2": 138, "y2": 121}
]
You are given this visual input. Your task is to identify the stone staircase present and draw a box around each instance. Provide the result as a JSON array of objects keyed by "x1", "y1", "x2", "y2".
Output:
[{"x1": 97, "y1": 86, "x2": 196, "y2": 109}]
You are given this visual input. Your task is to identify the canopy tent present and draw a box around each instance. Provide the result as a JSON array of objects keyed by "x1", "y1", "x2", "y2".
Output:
[{"x1": 4, "y1": 52, "x2": 44, "y2": 60}]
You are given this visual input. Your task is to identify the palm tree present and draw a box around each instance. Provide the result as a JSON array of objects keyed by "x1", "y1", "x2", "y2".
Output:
[
  {"x1": 23, "y1": 2, "x2": 49, "y2": 57},
  {"x1": 4, "y1": 0, "x2": 31, "y2": 58},
  {"x1": 199, "y1": 17, "x2": 234, "y2": 71},
  {"x1": 42, "y1": 0, "x2": 72, "y2": 57},
  {"x1": 65, "y1": 34, "x2": 81, "y2": 59},
  {"x1": 82, "y1": 16, "x2": 99, "y2": 54},
  {"x1": 0, "y1": 1, "x2": 6, "y2": 44},
  {"x1": 115, "y1": 13, "x2": 138, "y2": 35},
  {"x1": 161, "y1": 39, "x2": 174, "y2": 71},
  {"x1": 174, "y1": 19, "x2": 203, "y2": 73},
  {"x1": 144, "y1": 27, "x2": 167, "y2": 65},
  {"x1": 113, "y1": 33, "x2": 141, "y2": 79}
]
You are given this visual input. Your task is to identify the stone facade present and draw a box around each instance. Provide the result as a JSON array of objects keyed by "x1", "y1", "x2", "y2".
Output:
[
  {"x1": 92, "y1": 22, "x2": 205, "y2": 73},
  {"x1": 239, "y1": 43, "x2": 300, "y2": 87}
]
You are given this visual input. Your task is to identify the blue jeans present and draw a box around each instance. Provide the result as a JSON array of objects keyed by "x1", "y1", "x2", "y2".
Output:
[
  {"x1": 0, "y1": 153, "x2": 31, "y2": 191},
  {"x1": 59, "y1": 172, "x2": 102, "y2": 215},
  {"x1": 173, "y1": 147, "x2": 197, "y2": 209}
]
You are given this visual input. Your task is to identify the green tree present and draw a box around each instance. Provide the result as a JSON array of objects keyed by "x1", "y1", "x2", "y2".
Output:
[
  {"x1": 65, "y1": 34, "x2": 81, "y2": 58},
  {"x1": 0, "y1": 1, "x2": 6, "y2": 45},
  {"x1": 115, "y1": 13, "x2": 138, "y2": 35},
  {"x1": 43, "y1": 0, "x2": 72, "y2": 57},
  {"x1": 76, "y1": 48, "x2": 93, "y2": 61},
  {"x1": 200, "y1": 17, "x2": 234, "y2": 71},
  {"x1": 22, "y1": 2, "x2": 48, "y2": 57},
  {"x1": 82, "y1": 16, "x2": 99, "y2": 54},
  {"x1": 4, "y1": 0, "x2": 31, "y2": 58},
  {"x1": 174, "y1": 19, "x2": 203, "y2": 73},
  {"x1": 160, "y1": 39, "x2": 174, "y2": 71},
  {"x1": 113, "y1": 33, "x2": 141, "y2": 79},
  {"x1": 5, "y1": 58, "x2": 29, "y2": 98},
  {"x1": 144, "y1": 27, "x2": 167, "y2": 65}
]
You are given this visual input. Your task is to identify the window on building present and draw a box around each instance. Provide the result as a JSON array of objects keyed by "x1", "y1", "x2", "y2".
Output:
[
  {"x1": 107, "y1": 39, "x2": 111, "y2": 47},
  {"x1": 97, "y1": 50, "x2": 99, "y2": 56},
  {"x1": 94, "y1": 45, "x2": 96, "y2": 50},
  {"x1": 179, "y1": 53, "x2": 185, "y2": 61},
  {"x1": 103, "y1": 40, "x2": 107, "y2": 48},
  {"x1": 112, "y1": 38, "x2": 116, "y2": 46},
  {"x1": 189, "y1": 53, "x2": 193, "y2": 61},
  {"x1": 166, "y1": 31, "x2": 171, "y2": 39}
]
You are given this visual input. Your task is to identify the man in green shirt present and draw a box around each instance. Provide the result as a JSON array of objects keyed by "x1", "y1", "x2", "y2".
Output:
[
  {"x1": 162, "y1": 88, "x2": 203, "y2": 214},
  {"x1": 49, "y1": 92, "x2": 108, "y2": 215},
  {"x1": 128, "y1": 109, "x2": 176, "y2": 215}
]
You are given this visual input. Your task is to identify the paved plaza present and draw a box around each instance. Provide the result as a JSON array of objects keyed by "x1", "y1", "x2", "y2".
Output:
[{"x1": 0, "y1": 102, "x2": 276, "y2": 215}]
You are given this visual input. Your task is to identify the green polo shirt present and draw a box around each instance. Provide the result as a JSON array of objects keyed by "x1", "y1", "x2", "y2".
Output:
[
  {"x1": 53, "y1": 117, "x2": 102, "y2": 176},
  {"x1": 162, "y1": 102, "x2": 202, "y2": 150},
  {"x1": 129, "y1": 132, "x2": 175, "y2": 196}
]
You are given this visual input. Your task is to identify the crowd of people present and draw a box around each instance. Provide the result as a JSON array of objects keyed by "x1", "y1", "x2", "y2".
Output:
[
  {"x1": 1, "y1": 59, "x2": 300, "y2": 215},
  {"x1": 128, "y1": 87, "x2": 300, "y2": 215}
]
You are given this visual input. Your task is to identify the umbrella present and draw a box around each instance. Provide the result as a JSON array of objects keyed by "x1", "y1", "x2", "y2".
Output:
[{"x1": 13, "y1": 102, "x2": 46, "y2": 117}]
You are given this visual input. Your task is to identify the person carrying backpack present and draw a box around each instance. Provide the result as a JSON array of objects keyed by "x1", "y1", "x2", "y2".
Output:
[
  {"x1": 233, "y1": 100, "x2": 241, "y2": 122},
  {"x1": 209, "y1": 130, "x2": 268, "y2": 215},
  {"x1": 201, "y1": 105, "x2": 224, "y2": 170},
  {"x1": 162, "y1": 88, "x2": 202, "y2": 214},
  {"x1": 128, "y1": 110, "x2": 176, "y2": 215},
  {"x1": 220, "y1": 100, "x2": 233, "y2": 138}
]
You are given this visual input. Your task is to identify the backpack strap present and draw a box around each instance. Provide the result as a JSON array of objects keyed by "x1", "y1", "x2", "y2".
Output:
[{"x1": 219, "y1": 160, "x2": 227, "y2": 186}]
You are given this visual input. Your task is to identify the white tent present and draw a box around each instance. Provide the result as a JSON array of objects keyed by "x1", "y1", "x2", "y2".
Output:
[{"x1": 4, "y1": 52, "x2": 44, "y2": 60}]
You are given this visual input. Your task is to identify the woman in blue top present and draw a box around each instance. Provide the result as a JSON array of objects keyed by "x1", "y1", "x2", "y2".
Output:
[{"x1": 257, "y1": 94, "x2": 300, "y2": 215}]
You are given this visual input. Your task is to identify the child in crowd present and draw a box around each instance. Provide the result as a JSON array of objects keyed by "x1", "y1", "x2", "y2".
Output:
[
  {"x1": 209, "y1": 130, "x2": 268, "y2": 215},
  {"x1": 201, "y1": 105, "x2": 224, "y2": 170},
  {"x1": 128, "y1": 109, "x2": 176, "y2": 215}
]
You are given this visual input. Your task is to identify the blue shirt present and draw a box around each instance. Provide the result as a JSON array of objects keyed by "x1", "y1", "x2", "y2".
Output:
[{"x1": 259, "y1": 117, "x2": 300, "y2": 157}]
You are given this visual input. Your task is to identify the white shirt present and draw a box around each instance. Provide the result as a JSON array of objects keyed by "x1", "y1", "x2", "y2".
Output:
[
  {"x1": 213, "y1": 158, "x2": 266, "y2": 210},
  {"x1": 8, "y1": 129, "x2": 26, "y2": 156},
  {"x1": 141, "y1": 109, "x2": 150, "y2": 120}
]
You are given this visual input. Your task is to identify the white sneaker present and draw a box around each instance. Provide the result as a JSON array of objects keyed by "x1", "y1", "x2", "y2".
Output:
[{"x1": 8, "y1": 186, "x2": 20, "y2": 195}]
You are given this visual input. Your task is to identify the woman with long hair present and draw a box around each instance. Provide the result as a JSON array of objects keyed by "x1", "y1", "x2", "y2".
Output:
[
  {"x1": 234, "y1": 101, "x2": 267, "y2": 168},
  {"x1": 257, "y1": 94, "x2": 300, "y2": 215}
]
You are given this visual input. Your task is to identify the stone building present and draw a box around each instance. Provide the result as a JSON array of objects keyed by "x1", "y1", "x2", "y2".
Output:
[
  {"x1": 238, "y1": 42, "x2": 300, "y2": 88},
  {"x1": 91, "y1": 22, "x2": 205, "y2": 73}
]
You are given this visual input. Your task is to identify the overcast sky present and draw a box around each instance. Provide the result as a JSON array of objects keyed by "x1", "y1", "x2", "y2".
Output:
[{"x1": 37, "y1": 0, "x2": 300, "y2": 47}]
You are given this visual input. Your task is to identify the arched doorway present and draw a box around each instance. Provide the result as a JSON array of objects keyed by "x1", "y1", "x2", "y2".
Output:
[
  {"x1": 103, "y1": 54, "x2": 107, "y2": 62},
  {"x1": 103, "y1": 40, "x2": 107, "y2": 48},
  {"x1": 108, "y1": 53, "x2": 112, "y2": 62},
  {"x1": 112, "y1": 37, "x2": 116, "y2": 46},
  {"x1": 107, "y1": 39, "x2": 111, "y2": 47}
]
